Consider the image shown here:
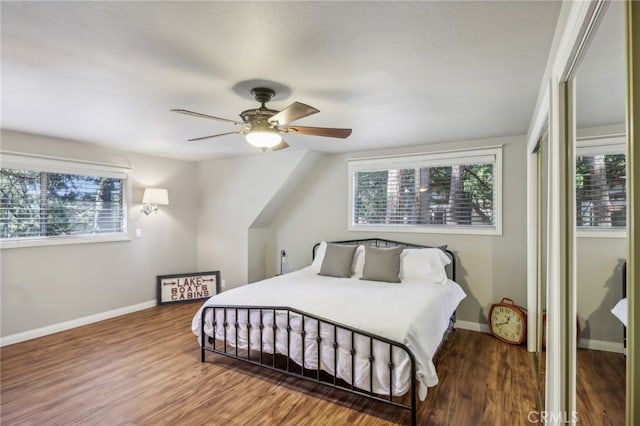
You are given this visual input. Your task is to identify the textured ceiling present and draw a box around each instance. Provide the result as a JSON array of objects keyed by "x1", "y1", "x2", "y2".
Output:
[
  {"x1": 2, "y1": 1, "x2": 569, "y2": 160},
  {"x1": 575, "y1": 1, "x2": 626, "y2": 130}
]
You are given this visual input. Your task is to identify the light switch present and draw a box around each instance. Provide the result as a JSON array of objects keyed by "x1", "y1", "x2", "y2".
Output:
[{"x1": 135, "y1": 228, "x2": 142, "y2": 239}]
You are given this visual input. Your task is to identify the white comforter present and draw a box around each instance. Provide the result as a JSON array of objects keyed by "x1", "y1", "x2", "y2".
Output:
[{"x1": 191, "y1": 266, "x2": 466, "y2": 400}]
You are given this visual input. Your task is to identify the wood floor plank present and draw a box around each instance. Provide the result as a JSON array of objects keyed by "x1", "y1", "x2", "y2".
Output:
[{"x1": 0, "y1": 304, "x2": 625, "y2": 425}]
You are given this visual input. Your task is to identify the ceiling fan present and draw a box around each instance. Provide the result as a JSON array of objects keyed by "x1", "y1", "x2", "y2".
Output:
[{"x1": 171, "y1": 87, "x2": 352, "y2": 151}]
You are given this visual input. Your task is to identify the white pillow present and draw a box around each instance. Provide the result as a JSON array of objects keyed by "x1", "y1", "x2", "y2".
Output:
[
  {"x1": 351, "y1": 245, "x2": 365, "y2": 277},
  {"x1": 310, "y1": 241, "x2": 328, "y2": 273},
  {"x1": 611, "y1": 298, "x2": 628, "y2": 327},
  {"x1": 399, "y1": 248, "x2": 451, "y2": 283}
]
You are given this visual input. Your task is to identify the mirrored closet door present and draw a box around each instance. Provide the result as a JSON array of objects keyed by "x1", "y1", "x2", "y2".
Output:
[
  {"x1": 573, "y1": 1, "x2": 627, "y2": 421},
  {"x1": 531, "y1": 1, "x2": 639, "y2": 422}
]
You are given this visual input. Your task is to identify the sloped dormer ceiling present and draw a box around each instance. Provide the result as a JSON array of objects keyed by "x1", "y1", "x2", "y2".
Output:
[{"x1": 1, "y1": 1, "x2": 561, "y2": 161}]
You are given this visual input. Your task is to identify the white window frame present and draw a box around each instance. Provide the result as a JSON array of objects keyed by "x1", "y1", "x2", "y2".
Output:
[
  {"x1": 347, "y1": 146, "x2": 503, "y2": 235},
  {"x1": 575, "y1": 134, "x2": 626, "y2": 239},
  {"x1": 0, "y1": 151, "x2": 132, "y2": 249}
]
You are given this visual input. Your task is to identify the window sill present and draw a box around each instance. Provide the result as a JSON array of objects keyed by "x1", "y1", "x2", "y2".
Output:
[
  {"x1": 349, "y1": 223, "x2": 502, "y2": 236},
  {"x1": 576, "y1": 229, "x2": 626, "y2": 239},
  {"x1": 1, "y1": 233, "x2": 132, "y2": 249}
]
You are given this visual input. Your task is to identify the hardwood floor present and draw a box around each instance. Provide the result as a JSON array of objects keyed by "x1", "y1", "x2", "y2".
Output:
[
  {"x1": 0, "y1": 304, "x2": 625, "y2": 425},
  {"x1": 576, "y1": 348, "x2": 626, "y2": 426}
]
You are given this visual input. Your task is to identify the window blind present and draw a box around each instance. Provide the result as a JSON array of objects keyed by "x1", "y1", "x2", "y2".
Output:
[
  {"x1": 350, "y1": 149, "x2": 499, "y2": 232},
  {"x1": 1, "y1": 168, "x2": 127, "y2": 239},
  {"x1": 575, "y1": 153, "x2": 626, "y2": 228}
]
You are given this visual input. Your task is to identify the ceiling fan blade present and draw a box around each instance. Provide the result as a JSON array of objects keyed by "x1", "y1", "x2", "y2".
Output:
[
  {"x1": 283, "y1": 126, "x2": 352, "y2": 139},
  {"x1": 171, "y1": 109, "x2": 244, "y2": 126},
  {"x1": 187, "y1": 130, "x2": 243, "y2": 142},
  {"x1": 268, "y1": 102, "x2": 319, "y2": 126},
  {"x1": 271, "y1": 140, "x2": 290, "y2": 151}
]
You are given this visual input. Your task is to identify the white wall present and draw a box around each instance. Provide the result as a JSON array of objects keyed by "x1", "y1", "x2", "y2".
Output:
[
  {"x1": 267, "y1": 135, "x2": 528, "y2": 328},
  {"x1": 576, "y1": 238, "x2": 626, "y2": 346},
  {"x1": 1, "y1": 130, "x2": 199, "y2": 339},
  {"x1": 196, "y1": 150, "x2": 321, "y2": 288}
]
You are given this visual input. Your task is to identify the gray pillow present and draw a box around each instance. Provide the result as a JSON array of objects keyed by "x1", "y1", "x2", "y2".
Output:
[
  {"x1": 361, "y1": 245, "x2": 404, "y2": 283},
  {"x1": 318, "y1": 244, "x2": 358, "y2": 278}
]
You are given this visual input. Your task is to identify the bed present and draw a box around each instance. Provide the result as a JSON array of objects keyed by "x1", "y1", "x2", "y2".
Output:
[{"x1": 191, "y1": 238, "x2": 466, "y2": 425}]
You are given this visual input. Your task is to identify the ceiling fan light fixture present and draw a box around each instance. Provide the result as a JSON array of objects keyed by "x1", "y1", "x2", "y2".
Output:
[
  {"x1": 245, "y1": 129, "x2": 282, "y2": 148},
  {"x1": 172, "y1": 86, "x2": 351, "y2": 152}
]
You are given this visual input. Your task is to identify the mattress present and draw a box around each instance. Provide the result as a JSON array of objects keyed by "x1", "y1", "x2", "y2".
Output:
[{"x1": 191, "y1": 266, "x2": 466, "y2": 400}]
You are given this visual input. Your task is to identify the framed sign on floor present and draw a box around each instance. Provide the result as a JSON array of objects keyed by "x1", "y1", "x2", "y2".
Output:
[{"x1": 157, "y1": 271, "x2": 220, "y2": 305}]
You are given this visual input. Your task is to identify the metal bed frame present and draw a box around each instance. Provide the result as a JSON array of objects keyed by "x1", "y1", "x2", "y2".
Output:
[{"x1": 199, "y1": 238, "x2": 457, "y2": 425}]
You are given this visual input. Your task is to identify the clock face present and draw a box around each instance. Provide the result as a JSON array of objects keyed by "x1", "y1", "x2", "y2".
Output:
[{"x1": 490, "y1": 305, "x2": 525, "y2": 344}]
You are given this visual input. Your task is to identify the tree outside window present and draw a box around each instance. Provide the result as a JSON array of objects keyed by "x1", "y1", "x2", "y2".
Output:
[
  {"x1": 575, "y1": 153, "x2": 626, "y2": 228},
  {"x1": 1, "y1": 168, "x2": 125, "y2": 239},
  {"x1": 350, "y1": 147, "x2": 501, "y2": 235}
]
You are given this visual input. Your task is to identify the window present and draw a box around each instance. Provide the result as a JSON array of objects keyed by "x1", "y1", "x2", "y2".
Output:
[
  {"x1": 575, "y1": 135, "x2": 626, "y2": 236},
  {"x1": 348, "y1": 147, "x2": 502, "y2": 235},
  {"x1": 1, "y1": 153, "x2": 131, "y2": 247}
]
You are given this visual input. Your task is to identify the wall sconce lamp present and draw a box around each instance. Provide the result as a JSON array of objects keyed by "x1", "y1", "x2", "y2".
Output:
[{"x1": 142, "y1": 188, "x2": 169, "y2": 215}]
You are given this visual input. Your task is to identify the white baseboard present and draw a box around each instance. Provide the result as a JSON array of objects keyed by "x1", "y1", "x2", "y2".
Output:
[
  {"x1": 578, "y1": 337, "x2": 625, "y2": 354},
  {"x1": 454, "y1": 322, "x2": 624, "y2": 354},
  {"x1": 0, "y1": 300, "x2": 157, "y2": 347},
  {"x1": 455, "y1": 320, "x2": 491, "y2": 334}
]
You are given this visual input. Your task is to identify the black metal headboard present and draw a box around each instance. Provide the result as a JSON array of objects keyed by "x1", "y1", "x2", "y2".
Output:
[{"x1": 312, "y1": 238, "x2": 456, "y2": 282}]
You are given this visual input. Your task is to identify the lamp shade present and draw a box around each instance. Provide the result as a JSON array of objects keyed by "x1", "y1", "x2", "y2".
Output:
[
  {"x1": 245, "y1": 130, "x2": 282, "y2": 148},
  {"x1": 142, "y1": 188, "x2": 169, "y2": 205}
]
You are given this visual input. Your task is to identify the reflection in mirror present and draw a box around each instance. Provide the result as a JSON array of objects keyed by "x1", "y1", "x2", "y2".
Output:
[{"x1": 574, "y1": 1, "x2": 626, "y2": 423}]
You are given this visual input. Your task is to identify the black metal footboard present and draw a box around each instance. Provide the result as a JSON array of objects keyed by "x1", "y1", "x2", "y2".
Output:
[{"x1": 200, "y1": 304, "x2": 419, "y2": 425}]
